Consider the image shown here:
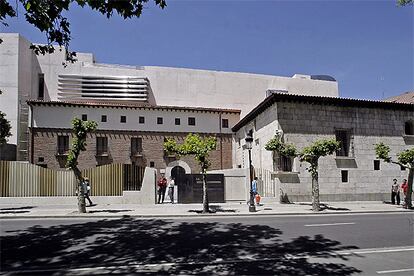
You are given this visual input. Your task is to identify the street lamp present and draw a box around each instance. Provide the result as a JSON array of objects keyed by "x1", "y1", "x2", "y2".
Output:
[{"x1": 245, "y1": 135, "x2": 256, "y2": 212}]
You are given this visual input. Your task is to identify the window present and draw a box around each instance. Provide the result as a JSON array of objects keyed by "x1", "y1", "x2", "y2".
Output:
[
  {"x1": 274, "y1": 153, "x2": 293, "y2": 172},
  {"x1": 374, "y1": 160, "x2": 380, "y2": 170},
  {"x1": 157, "y1": 117, "x2": 163, "y2": 125},
  {"x1": 175, "y1": 118, "x2": 181, "y2": 125},
  {"x1": 139, "y1": 116, "x2": 145, "y2": 124},
  {"x1": 341, "y1": 170, "x2": 348, "y2": 183},
  {"x1": 101, "y1": 115, "x2": 107, "y2": 122},
  {"x1": 38, "y1": 157, "x2": 44, "y2": 162},
  {"x1": 57, "y1": 135, "x2": 69, "y2": 155},
  {"x1": 150, "y1": 161, "x2": 155, "y2": 168},
  {"x1": 222, "y1": 119, "x2": 229, "y2": 128},
  {"x1": 188, "y1": 117, "x2": 196, "y2": 126},
  {"x1": 38, "y1": 73, "x2": 44, "y2": 99},
  {"x1": 405, "y1": 121, "x2": 414, "y2": 135},
  {"x1": 96, "y1": 137, "x2": 108, "y2": 156},
  {"x1": 82, "y1": 114, "x2": 88, "y2": 121},
  {"x1": 401, "y1": 165, "x2": 406, "y2": 171},
  {"x1": 335, "y1": 129, "x2": 351, "y2": 157},
  {"x1": 131, "y1": 137, "x2": 143, "y2": 156},
  {"x1": 120, "y1": 116, "x2": 126, "y2": 123}
]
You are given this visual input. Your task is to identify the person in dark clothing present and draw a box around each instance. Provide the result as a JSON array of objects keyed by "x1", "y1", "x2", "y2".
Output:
[
  {"x1": 83, "y1": 177, "x2": 93, "y2": 206},
  {"x1": 157, "y1": 175, "x2": 167, "y2": 204}
]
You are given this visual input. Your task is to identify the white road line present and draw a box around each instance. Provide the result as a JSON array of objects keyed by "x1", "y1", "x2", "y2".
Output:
[
  {"x1": 377, "y1": 268, "x2": 414, "y2": 274},
  {"x1": 304, "y1": 222, "x2": 355, "y2": 227},
  {"x1": 353, "y1": 247, "x2": 414, "y2": 254}
]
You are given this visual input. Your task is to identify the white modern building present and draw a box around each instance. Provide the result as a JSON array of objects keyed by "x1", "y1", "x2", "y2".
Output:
[{"x1": 0, "y1": 33, "x2": 339, "y2": 161}]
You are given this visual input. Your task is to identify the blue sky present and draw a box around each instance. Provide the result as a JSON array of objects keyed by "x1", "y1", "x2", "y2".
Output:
[{"x1": 3, "y1": 0, "x2": 413, "y2": 99}]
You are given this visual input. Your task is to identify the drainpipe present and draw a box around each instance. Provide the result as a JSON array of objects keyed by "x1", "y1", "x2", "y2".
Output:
[
  {"x1": 29, "y1": 104, "x2": 34, "y2": 164},
  {"x1": 219, "y1": 112, "x2": 223, "y2": 169}
]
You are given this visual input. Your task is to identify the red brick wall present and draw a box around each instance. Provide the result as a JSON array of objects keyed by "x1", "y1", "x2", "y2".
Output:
[{"x1": 30, "y1": 128, "x2": 233, "y2": 174}]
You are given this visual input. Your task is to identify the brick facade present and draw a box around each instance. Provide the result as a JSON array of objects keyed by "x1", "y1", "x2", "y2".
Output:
[{"x1": 30, "y1": 128, "x2": 233, "y2": 176}]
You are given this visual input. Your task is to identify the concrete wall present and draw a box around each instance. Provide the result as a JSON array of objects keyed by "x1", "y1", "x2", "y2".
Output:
[
  {"x1": 209, "y1": 168, "x2": 249, "y2": 202},
  {"x1": 235, "y1": 100, "x2": 414, "y2": 202}
]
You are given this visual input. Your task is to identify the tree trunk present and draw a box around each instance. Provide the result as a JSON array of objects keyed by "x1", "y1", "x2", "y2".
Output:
[
  {"x1": 73, "y1": 167, "x2": 86, "y2": 213},
  {"x1": 406, "y1": 168, "x2": 413, "y2": 209},
  {"x1": 202, "y1": 171, "x2": 209, "y2": 213},
  {"x1": 311, "y1": 162, "x2": 320, "y2": 212}
]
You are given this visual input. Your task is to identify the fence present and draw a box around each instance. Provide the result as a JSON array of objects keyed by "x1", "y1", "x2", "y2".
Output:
[
  {"x1": 0, "y1": 161, "x2": 144, "y2": 197},
  {"x1": 254, "y1": 168, "x2": 275, "y2": 197}
]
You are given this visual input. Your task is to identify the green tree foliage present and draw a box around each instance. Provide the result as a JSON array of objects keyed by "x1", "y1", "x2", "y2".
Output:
[
  {"x1": 299, "y1": 139, "x2": 340, "y2": 211},
  {"x1": 66, "y1": 117, "x2": 97, "y2": 213},
  {"x1": 375, "y1": 142, "x2": 414, "y2": 209},
  {"x1": 164, "y1": 133, "x2": 217, "y2": 213},
  {"x1": 0, "y1": 0, "x2": 167, "y2": 63},
  {"x1": 398, "y1": 0, "x2": 413, "y2": 5},
  {"x1": 264, "y1": 135, "x2": 297, "y2": 157}
]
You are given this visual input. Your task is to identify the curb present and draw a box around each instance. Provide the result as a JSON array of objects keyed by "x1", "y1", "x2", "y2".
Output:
[{"x1": 0, "y1": 210, "x2": 411, "y2": 219}]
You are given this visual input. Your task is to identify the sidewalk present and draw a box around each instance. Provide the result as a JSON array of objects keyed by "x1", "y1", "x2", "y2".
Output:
[{"x1": 0, "y1": 201, "x2": 411, "y2": 218}]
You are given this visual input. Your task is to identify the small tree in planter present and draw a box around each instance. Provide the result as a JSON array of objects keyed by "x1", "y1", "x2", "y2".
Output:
[
  {"x1": 299, "y1": 139, "x2": 340, "y2": 212},
  {"x1": 66, "y1": 118, "x2": 97, "y2": 213},
  {"x1": 164, "y1": 133, "x2": 217, "y2": 213},
  {"x1": 375, "y1": 142, "x2": 414, "y2": 209}
]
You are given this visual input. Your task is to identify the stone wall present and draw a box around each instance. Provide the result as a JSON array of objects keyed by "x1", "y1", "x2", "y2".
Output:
[{"x1": 30, "y1": 129, "x2": 233, "y2": 176}]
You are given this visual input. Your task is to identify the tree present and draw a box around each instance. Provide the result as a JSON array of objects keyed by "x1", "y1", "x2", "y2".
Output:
[
  {"x1": 264, "y1": 134, "x2": 298, "y2": 160},
  {"x1": 375, "y1": 142, "x2": 414, "y2": 209},
  {"x1": 0, "y1": 0, "x2": 167, "y2": 63},
  {"x1": 299, "y1": 139, "x2": 340, "y2": 212},
  {"x1": 66, "y1": 117, "x2": 97, "y2": 213},
  {"x1": 398, "y1": 0, "x2": 413, "y2": 5},
  {"x1": 164, "y1": 133, "x2": 217, "y2": 213}
]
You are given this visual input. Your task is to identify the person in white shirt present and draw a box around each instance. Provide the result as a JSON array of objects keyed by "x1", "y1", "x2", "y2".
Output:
[
  {"x1": 168, "y1": 177, "x2": 175, "y2": 204},
  {"x1": 391, "y1": 178, "x2": 400, "y2": 205}
]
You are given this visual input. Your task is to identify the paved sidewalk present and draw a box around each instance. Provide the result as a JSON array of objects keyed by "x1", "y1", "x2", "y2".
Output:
[{"x1": 0, "y1": 201, "x2": 411, "y2": 218}]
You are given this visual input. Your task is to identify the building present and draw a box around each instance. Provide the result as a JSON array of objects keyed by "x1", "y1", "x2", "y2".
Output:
[
  {"x1": 232, "y1": 93, "x2": 414, "y2": 202},
  {"x1": 28, "y1": 100, "x2": 240, "y2": 178},
  {"x1": 384, "y1": 91, "x2": 414, "y2": 104},
  {"x1": 0, "y1": 33, "x2": 339, "y2": 161}
]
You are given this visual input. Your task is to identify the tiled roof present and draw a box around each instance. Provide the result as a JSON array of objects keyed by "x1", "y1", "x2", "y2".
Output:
[
  {"x1": 232, "y1": 93, "x2": 414, "y2": 132},
  {"x1": 384, "y1": 91, "x2": 414, "y2": 104},
  {"x1": 27, "y1": 100, "x2": 241, "y2": 114}
]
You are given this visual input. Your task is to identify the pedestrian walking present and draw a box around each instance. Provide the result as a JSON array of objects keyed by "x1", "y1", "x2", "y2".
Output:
[
  {"x1": 391, "y1": 178, "x2": 400, "y2": 205},
  {"x1": 168, "y1": 177, "x2": 175, "y2": 203},
  {"x1": 252, "y1": 177, "x2": 258, "y2": 195},
  {"x1": 157, "y1": 174, "x2": 167, "y2": 204},
  {"x1": 83, "y1": 177, "x2": 93, "y2": 206},
  {"x1": 401, "y1": 179, "x2": 408, "y2": 208}
]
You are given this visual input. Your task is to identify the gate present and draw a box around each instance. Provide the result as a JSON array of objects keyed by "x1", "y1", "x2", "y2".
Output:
[{"x1": 178, "y1": 174, "x2": 224, "y2": 204}]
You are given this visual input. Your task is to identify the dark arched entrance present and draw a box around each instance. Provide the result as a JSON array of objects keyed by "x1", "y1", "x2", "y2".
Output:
[{"x1": 171, "y1": 166, "x2": 186, "y2": 203}]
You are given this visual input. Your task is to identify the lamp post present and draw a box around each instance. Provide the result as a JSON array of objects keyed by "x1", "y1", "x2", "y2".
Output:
[{"x1": 245, "y1": 135, "x2": 256, "y2": 212}]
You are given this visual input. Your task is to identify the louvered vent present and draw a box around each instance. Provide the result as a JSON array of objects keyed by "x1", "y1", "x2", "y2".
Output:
[{"x1": 58, "y1": 75, "x2": 149, "y2": 102}]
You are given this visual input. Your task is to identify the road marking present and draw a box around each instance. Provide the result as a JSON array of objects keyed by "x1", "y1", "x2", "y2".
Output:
[
  {"x1": 304, "y1": 222, "x2": 355, "y2": 227},
  {"x1": 353, "y1": 247, "x2": 414, "y2": 254},
  {"x1": 377, "y1": 268, "x2": 414, "y2": 274}
]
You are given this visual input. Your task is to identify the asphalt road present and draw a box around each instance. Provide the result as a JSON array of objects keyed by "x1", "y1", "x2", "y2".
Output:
[{"x1": 1, "y1": 213, "x2": 413, "y2": 275}]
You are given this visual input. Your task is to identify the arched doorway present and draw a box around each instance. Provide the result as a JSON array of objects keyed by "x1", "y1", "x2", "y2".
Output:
[{"x1": 171, "y1": 166, "x2": 186, "y2": 203}]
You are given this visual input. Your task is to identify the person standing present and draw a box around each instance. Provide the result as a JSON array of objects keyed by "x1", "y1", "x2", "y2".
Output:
[
  {"x1": 157, "y1": 174, "x2": 167, "y2": 204},
  {"x1": 168, "y1": 177, "x2": 175, "y2": 204},
  {"x1": 401, "y1": 179, "x2": 408, "y2": 208},
  {"x1": 391, "y1": 178, "x2": 400, "y2": 205},
  {"x1": 252, "y1": 177, "x2": 258, "y2": 195},
  {"x1": 83, "y1": 177, "x2": 93, "y2": 206}
]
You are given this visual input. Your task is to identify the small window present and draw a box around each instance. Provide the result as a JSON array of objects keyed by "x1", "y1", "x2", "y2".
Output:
[
  {"x1": 120, "y1": 116, "x2": 127, "y2": 123},
  {"x1": 38, "y1": 157, "x2": 44, "y2": 162},
  {"x1": 157, "y1": 117, "x2": 163, "y2": 125},
  {"x1": 101, "y1": 115, "x2": 107, "y2": 122},
  {"x1": 280, "y1": 155, "x2": 292, "y2": 172},
  {"x1": 401, "y1": 165, "x2": 406, "y2": 171},
  {"x1": 131, "y1": 137, "x2": 143, "y2": 156},
  {"x1": 222, "y1": 119, "x2": 229, "y2": 128},
  {"x1": 82, "y1": 114, "x2": 87, "y2": 121},
  {"x1": 341, "y1": 170, "x2": 348, "y2": 183},
  {"x1": 405, "y1": 121, "x2": 414, "y2": 135},
  {"x1": 175, "y1": 118, "x2": 181, "y2": 125},
  {"x1": 188, "y1": 117, "x2": 196, "y2": 126},
  {"x1": 150, "y1": 161, "x2": 155, "y2": 168},
  {"x1": 374, "y1": 160, "x2": 380, "y2": 170},
  {"x1": 335, "y1": 129, "x2": 351, "y2": 157},
  {"x1": 38, "y1": 73, "x2": 44, "y2": 100},
  {"x1": 57, "y1": 135, "x2": 69, "y2": 155},
  {"x1": 96, "y1": 137, "x2": 108, "y2": 156},
  {"x1": 139, "y1": 116, "x2": 145, "y2": 124}
]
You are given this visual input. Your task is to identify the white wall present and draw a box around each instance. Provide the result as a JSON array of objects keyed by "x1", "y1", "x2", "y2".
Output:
[{"x1": 31, "y1": 105, "x2": 240, "y2": 134}]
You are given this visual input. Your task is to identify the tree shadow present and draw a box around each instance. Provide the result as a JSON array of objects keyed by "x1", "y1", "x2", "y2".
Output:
[
  {"x1": 87, "y1": 209, "x2": 133, "y2": 214},
  {"x1": 189, "y1": 205, "x2": 237, "y2": 213},
  {"x1": 0, "y1": 206, "x2": 35, "y2": 211},
  {"x1": 0, "y1": 206, "x2": 35, "y2": 214},
  {"x1": 298, "y1": 203, "x2": 350, "y2": 211},
  {"x1": 1, "y1": 218, "x2": 362, "y2": 275}
]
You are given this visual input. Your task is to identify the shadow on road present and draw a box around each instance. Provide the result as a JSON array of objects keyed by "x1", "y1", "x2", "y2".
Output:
[
  {"x1": 0, "y1": 206, "x2": 35, "y2": 215},
  {"x1": 1, "y1": 217, "x2": 362, "y2": 275}
]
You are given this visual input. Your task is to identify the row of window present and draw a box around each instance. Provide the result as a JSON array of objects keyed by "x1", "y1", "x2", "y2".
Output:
[{"x1": 81, "y1": 114, "x2": 230, "y2": 128}]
